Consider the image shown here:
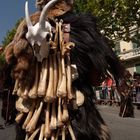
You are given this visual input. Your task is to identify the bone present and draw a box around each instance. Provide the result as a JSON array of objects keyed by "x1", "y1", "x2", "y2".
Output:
[
  {"x1": 12, "y1": 79, "x2": 19, "y2": 95},
  {"x1": 26, "y1": 110, "x2": 37, "y2": 131},
  {"x1": 39, "y1": 0, "x2": 58, "y2": 27},
  {"x1": 16, "y1": 97, "x2": 32, "y2": 113},
  {"x1": 44, "y1": 103, "x2": 51, "y2": 138},
  {"x1": 57, "y1": 21, "x2": 67, "y2": 98},
  {"x1": 62, "y1": 127, "x2": 66, "y2": 140},
  {"x1": 22, "y1": 102, "x2": 36, "y2": 129},
  {"x1": 76, "y1": 90, "x2": 85, "y2": 106},
  {"x1": 52, "y1": 53, "x2": 58, "y2": 99},
  {"x1": 15, "y1": 112, "x2": 24, "y2": 124},
  {"x1": 25, "y1": 0, "x2": 56, "y2": 61},
  {"x1": 26, "y1": 101, "x2": 43, "y2": 132},
  {"x1": 50, "y1": 102, "x2": 57, "y2": 130},
  {"x1": 17, "y1": 85, "x2": 24, "y2": 97},
  {"x1": 39, "y1": 124, "x2": 45, "y2": 140},
  {"x1": 28, "y1": 127, "x2": 40, "y2": 140},
  {"x1": 25, "y1": 1, "x2": 33, "y2": 27},
  {"x1": 38, "y1": 59, "x2": 48, "y2": 97},
  {"x1": 66, "y1": 55, "x2": 74, "y2": 100},
  {"x1": 67, "y1": 123, "x2": 76, "y2": 140},
  {"x1": 50, "y1": 21, "x2": 59, "y2": 51},
  {"x1": 62, "y1": 101, "x2": 69, "y2": 123},
  {"x1": 44, "y1": 55, "x2": 54, "y2": 102},
  {"x1": 57, "y1": 56, "x2": 67, "y2": 98},
  {"x1": 58, "y1": 20, "x2": 63, "y2": 51},
  {"x1": 53, "y1": 21, "x2": 59, "y2": 48},
  {"x1": 57, "y1": 52, "x2": 62, "y2": 89},
  {"x1": 21, "y1": 86, "x2": 29, "y2": 99},
  {"x1": 51, "y1": 132, "x2": 55, "y2": 140},
  {"x1": 25, "y1": 134, "x2": 29, "y2": 140},
  {"x1": 57, "y1": 98, "x2": 63, "y2": 127},
  {"x1": 28, "y1": 62, "x2": 39, "y2": 99}
]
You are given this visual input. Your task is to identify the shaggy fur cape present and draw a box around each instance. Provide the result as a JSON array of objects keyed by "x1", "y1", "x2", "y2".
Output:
[{"x1": 1, "y1": 10, "x2": 127, "y2": 140}]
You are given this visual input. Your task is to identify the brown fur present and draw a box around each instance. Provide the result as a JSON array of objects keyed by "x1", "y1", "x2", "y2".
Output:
[
  {"x1": 13, "y1": 39, "x2": 29, "y2": 58},
  {"x1": 4, "y1": 42, "x2": 15, "y2": 64},
  {"x1": 4, "y1": 12, "x2": 41, "y2": 87}
]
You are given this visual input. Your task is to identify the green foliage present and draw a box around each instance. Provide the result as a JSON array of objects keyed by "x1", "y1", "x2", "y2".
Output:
[
  {"x1": 0, "y1": 18, "x2": 23, "y2": 68},
  {"x1": 0, "y1": 53, "x2": 5, "y2": 70},
  {"x1": 2, "y1": 18, "x2": 23, "y2": 47},
  {"x1": 2, "y1": 28, "x2": 16, "y2": 47},
  {"x1": 131, "y1": 33, "x2": 140, "y2": 47},
  {"x1": 74, "y1": 0, "x2": 140, "y2": 41}
]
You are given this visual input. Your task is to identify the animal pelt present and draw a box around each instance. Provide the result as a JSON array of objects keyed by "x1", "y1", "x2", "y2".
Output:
[
  {"x1": 54, "y1": 11, "x2": 125, "y2": 140},
  {"x1": 4, "y1": 12, "x2": 41, "y2": 87},
  {"x1": 56, "y1": 11, "x2": 125, "y2": 86},
  {"x1": 3, "y1": 9, "x2": 125, "y2": 140},
  {"x1": 69, "y1": 80, "x2": 110, "y2": 140},
  {"x1": 36, "y1": 0, "x2": 73, "y2": 13}
]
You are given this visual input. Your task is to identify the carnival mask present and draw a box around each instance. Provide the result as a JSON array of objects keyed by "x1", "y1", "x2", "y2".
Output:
[{"x1": 25, "y1": 0, "x2": 58, "y2": 62}]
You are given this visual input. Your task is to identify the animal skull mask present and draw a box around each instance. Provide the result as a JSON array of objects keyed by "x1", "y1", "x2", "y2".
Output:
[{"x1": 25, "y1": 0, "x2": 58, "y2": 62}]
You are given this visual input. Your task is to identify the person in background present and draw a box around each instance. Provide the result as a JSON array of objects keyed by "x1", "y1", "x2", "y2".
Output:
[
  {"x1": 117, "y1": 70, "x2": 134, "y2": 117},
  {"x1": 106, "y1": 76, "x2": 113, "y2": 101},
  {"x1": 133, "y1": 72, "x2": 140, "y2": 109}
]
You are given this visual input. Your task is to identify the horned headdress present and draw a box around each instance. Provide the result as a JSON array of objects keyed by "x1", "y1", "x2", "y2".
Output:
[{"x1": 3, "y1": 0, "x2": 126, "y2": 139}]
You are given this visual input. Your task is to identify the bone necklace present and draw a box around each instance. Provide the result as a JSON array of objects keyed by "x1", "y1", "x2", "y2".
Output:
[{"x1": 13, "y1": 20, "x2": 85, "y2": 140}]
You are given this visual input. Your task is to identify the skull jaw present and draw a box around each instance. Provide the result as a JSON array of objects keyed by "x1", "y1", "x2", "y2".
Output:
[{"x1": 33, "y1": 41, "x2": 50, "y2": 62}]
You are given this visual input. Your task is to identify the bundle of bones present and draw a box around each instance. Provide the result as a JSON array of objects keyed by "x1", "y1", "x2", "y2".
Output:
[{"x1": 5, "y1": 1, "x2": 85, "y2": 139}]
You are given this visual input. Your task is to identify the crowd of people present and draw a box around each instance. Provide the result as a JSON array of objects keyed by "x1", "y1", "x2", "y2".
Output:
[{"x1": 95, "y1": 72, "x2": 140, "y2": 108}]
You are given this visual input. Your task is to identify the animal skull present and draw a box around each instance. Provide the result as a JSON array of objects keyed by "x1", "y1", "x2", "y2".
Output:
[{"x1": 25, "y1": 0, "x2": 58, "y2": 62}]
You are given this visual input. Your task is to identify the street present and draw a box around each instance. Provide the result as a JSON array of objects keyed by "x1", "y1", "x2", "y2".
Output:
[
  {"x1": 0, "y1": 101, "x2": 140, "y2": 140},
  {"x1": 98, "y1": 105, "x2": 140, "y2": 140}
]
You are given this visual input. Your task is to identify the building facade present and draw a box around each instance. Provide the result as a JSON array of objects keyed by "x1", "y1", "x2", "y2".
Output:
[{"x1": 114, "y1": 29, "x2": 140, "y2": 76}]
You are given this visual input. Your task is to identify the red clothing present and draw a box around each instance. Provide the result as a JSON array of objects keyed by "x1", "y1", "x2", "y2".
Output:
[{"x1": 106, "y1": 78, "x2": 113, "y2": 87}]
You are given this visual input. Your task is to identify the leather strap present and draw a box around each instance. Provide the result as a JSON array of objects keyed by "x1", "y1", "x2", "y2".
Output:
[{"x1": 62, "y1": 23, "x2": 71, "y2": 43}]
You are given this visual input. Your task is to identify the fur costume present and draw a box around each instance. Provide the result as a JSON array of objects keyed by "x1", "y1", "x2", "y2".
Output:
[{"x1": 0, "y1": 0, "x2": 133, "y2": 139}]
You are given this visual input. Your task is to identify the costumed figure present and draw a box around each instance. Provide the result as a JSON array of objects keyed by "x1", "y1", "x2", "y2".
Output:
[
  {"x1": 117, "y1": 70, "x2": 134, "y2": 117},
  {"x1": 1, "y1": 0, "x2": 133, "y2": 139}
]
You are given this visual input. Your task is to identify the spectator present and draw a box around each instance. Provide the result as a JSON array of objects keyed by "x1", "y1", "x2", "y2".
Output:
[{"x1": 106, "y1": 76, "x2": 113, "y2": 100}]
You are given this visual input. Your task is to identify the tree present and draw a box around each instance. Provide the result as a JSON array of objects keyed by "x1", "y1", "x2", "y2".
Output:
[
  {"x1": 74, "y1": 0, "x2": 140, "y2": 42},
  {"x1": 2, "y1": 18, "x2": 23, "y2": 47},
  {"x1": 0, "y1": 18, "x2": 23, "y2": 70}
]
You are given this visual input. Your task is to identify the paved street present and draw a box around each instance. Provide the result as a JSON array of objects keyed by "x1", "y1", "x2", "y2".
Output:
[
  {"x1": 0, "y1": 101, "x2": 140, "y2": 140},
  {"x1": 0, "y1": 100, "x2": 16, "y2": 140},
  {"x1": 98, "y1": 105, "x2": 140, "y2": 140}
]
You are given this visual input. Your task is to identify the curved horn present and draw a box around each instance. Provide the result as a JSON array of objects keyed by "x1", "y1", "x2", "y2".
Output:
[
  {"x1": 39, "y1": 0, "x2": 58, "y2": 28},
  {"x1": 25, "y1": 1, "x2": 33, "y2": 27}
]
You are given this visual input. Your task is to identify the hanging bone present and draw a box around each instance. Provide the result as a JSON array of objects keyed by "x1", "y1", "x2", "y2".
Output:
[
  {"x1": 39, "y1": 124, "x2": 45, "y2": 140},
  {"x1": 28, "y1": 61, "x2": 39, "y2": 98},
  {"x1": 37, "y1": 59, "x2": 48, "y2": 97},
  {"x1": 44, "y1": 103, "x2": 51, "y2": 138},
  {"x1": 26, "y1": 101, "x2": 43, "y2": 133},
  {"x1": 57, "y1": 21, "x2": 67, "y2": 98},
  {"x1": 44, "y1": 55, "x2": 55, "y2": 102},
  {"x1": 22, "y1": 102, "x2": 36, "y2": 129},
  {"x1": 25, "y1": 0, "x2": 58, "y2": 62}
]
